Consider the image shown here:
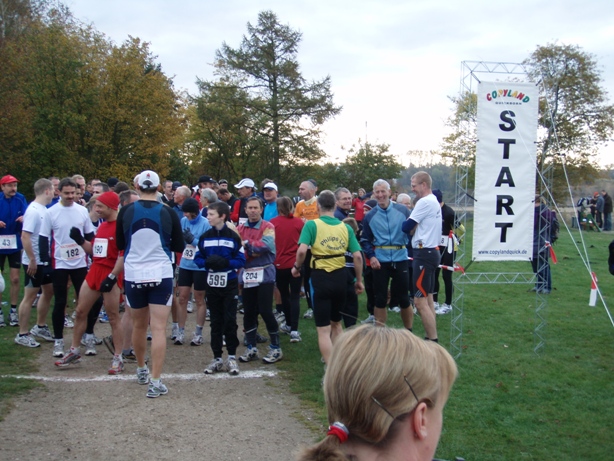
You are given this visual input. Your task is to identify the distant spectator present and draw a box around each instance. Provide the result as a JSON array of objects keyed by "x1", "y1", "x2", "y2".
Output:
[{"x1": 602, "y1": 190, "x2": 612, "y2": 231}]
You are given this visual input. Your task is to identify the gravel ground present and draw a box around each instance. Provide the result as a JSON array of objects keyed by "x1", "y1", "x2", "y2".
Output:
[{"x1": 0, "y1": 313, "x2": 317, "y2": 461}]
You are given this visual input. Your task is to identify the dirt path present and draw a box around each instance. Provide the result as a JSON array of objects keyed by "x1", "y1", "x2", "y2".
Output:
[{"x1": 0, "y1": 315, "x2": 317, "y2": 460}]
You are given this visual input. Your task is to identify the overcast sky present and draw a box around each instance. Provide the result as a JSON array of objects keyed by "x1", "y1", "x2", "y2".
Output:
[{"x1": 68, "y1": 0, "x2": 614, "y2": 166}]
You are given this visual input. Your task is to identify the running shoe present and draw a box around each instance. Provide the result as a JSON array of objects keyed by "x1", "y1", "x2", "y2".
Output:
[
  {"x1": 14, "y1": 334, "x2": 40, "y2": 348},
  {"x1": 64, "y1": 315, "x2": 74, "y2": 328},
  {"x1": 55, "y1": 348, "x2": 81, "y2": 367},
  {"x1": 187, "y1": 300, "x2": 195, "y2": 313},
  {"x1": 388, "y1": 306, "x2": 401, "y2": 313},
  {"x1": 30, "y1": 324, "x2": 54, "y2": 342},
  {"x1": 275, "y1": 311, "x2": 286, "y2": 325},
  {"x1": 103, "y1": 335, "x2": 114, "y2": 355},
  {"x1": 108, "y1": 355, "x2": 124, "y2": 375},
  {"x1": 433, "y1": 302, "x2": 440, "y2": 310},
  {"x1": 279, "y1": 323, "x2": 291, "y2": 335},
  {"x1": 146, "y1": 331, "x2": 152, "y2": 341},
  {"x1": 32, "y1": 293, "x2": 41, "y2": 307},
  {"x1": 262, "y1": 346, "x2": 283, "y2": 364},
  {"x1": 122, "y1": 349, "x2": 137, "y2": 363},
  {"x1": 98, "y1": 308, "x2": 109, "y2": 323},
  {"x1": 239, "y1": 346, "x2": 259, "y2": 363},
  {"x1": 290, "y1": 331, "x2": 302, "y2": 343},
  {"x1": 436, "y1": 303, "x2": 453, "y2": 315},
  {"x1": 303, "y1": 308, "x2": 313, "y2": 319},
  {"x1": 190, "y1": 334, "x2": 203, "y2": 346},
  {"x1": 361, "y1": 314, "x2": 375, "y2": 324},
  {"x1": 174, "y1": 332, "x2": 184, "y2": 345},
  {"x1": 9, "y1": 310, "x2": 19, "y2": 327},
  {"x1": 203, "y1": 358, "x2": 224, "y2": 374},
  {"x1": 205, "y1": 309, "x2": 210, "y2": 321},
  {"x1": 136, "y1": 366, "x2": 150, "y2": 385},
  {"x1": 81, "y1": 335, "x2": 103, "y2": 346},
  {"x1": 52, "y1": 340, "x2": 64, "y2": 357},
  {"x1": 226, "y1": 357, "x2": 239, "y2": 375},
  {"x1": 147, "y1": 380, "x2": 168, "y2": 398},
  {"x1": 84, "y1": 338, "x2": 97, "y2": 356},
  {"x1": 170, "y1": 324, "x2": 179, "y2": 341},
  {"x1": 0, "y1": 312, "x2": 5, "y2": 327}
]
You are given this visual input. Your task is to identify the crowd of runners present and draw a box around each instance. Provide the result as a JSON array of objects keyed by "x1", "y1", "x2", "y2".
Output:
[{"x1": 0, "y1": 170, "x2": 458, "y2": 398}]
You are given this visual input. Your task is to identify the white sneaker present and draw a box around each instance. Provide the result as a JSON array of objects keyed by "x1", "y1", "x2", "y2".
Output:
[
  {"x1": 84, "y1": 337, "x2": 97, "y2": 356},
  {"x1": 64, "y1": 315, "x2": 74, "y2": 328},
  {"x1": 388, "y1": 306, "x2": 401, "y2": 313},
  {"x1": 53, "y1": 340, "x2": 64, "y2": 357},
  {"x1": 187, "y1": 300, "x2": 195, "y2": 313},
  {"x1": 303, "y1": 308, "x2": 313, "y2": 319},
  {"x1": 290, "y1": 331, "x2": 302, "y2": 343},
  {"x1": 30, "y1": 324, "x2": 54, "y2": 342},
  {"x1": 170, "y1": 324, "x2": 179, "y2": 341},
  {"x1": 436, "y1": 303, "x2": 452, "y2": 315},
  {"x1": 361, "y1": 314, "x2": 375, "y2": 324},
  {"x1": 15, "y1": 334, "x2": 40, "y2": 348},
  {"x1": 190, "y1": 334, "x2": 203, "y2": 346},
  {"x1": 239, "y1": 346, "x2": 259, "y2": 363},
  {"x1": 262, "y1": 346, "x2": 283, "y2": 364}
]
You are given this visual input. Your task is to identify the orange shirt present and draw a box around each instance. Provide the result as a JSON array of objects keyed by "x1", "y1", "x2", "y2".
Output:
[{"x1": 294, "y1": 197, "x2": 319, "y2": 221}]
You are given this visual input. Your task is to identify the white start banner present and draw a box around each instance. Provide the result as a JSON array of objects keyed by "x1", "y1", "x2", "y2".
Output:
[{"x1": 472, "y1": 82, "x2": 538, "y2": 262}]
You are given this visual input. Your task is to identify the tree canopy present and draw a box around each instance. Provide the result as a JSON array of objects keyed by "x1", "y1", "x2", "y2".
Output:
[
  {"x1": 192, "y1": 10, "x2": 341, "y2": 187},
  {"x1": 0, "y1": 1, "x2": 183, "y2": 194}
]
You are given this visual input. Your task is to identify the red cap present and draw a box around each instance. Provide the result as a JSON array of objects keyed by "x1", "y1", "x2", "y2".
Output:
[
  {"x1": 0, "y1": 175, "x2": 19, "y2": 185},
  {"x1": 96, "y1": 191, "x2": 120, "y2": 211}
]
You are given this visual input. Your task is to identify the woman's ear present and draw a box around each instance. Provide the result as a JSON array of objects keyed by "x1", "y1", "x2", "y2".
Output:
[{"x1": 411, "y1": 401, "x2": 429, "y2": 440}]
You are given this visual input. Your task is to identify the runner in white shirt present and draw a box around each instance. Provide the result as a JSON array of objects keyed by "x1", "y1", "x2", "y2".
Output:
[
  {"x1": 402, "y1": 171, "x2": 442, "y2": 342},
  {"x1": 14, "y1": 179, "x2": 55, "y2": 347},
  {"x1": 40, "y1": 178, "x2": 95, "y2": 357}
]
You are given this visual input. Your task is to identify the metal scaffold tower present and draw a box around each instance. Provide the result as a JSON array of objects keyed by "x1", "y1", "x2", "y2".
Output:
[{"x1": 450, "y1": 61, "x2": 553, "y2": 359}]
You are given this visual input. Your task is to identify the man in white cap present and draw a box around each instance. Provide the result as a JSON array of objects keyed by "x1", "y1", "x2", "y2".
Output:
[
  {"x1": 116, "y1": 170, "x2": 185, "y2": 398},
  {"x1": 262, "y1": 182, "x2": 279, "y2": 221},
  {"x1": 231, "y1": 178, "x2": 257, "y2": 225}
]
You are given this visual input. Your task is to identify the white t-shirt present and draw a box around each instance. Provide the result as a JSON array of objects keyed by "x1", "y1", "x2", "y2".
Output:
[
  {"x1": 21, "y1": 202, "x2": 50, "y2": 265},
  {"x1": 41, "y1": 202, "x2": 95, "y2": 269},
  {"x1": 410, "y1": 193, "x2": 442, "y2": 249}
]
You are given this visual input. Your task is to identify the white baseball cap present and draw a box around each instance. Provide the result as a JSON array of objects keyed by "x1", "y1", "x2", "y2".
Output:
[
  {"x1": 263, "y1": 182, "x2": 278, "y2": 191},
  {"x1": 234, "y1": 178, "x2": 256, "y2": 189},
  {"x1": 138, "y1": 170, "x2": 160, "y2": 190}
]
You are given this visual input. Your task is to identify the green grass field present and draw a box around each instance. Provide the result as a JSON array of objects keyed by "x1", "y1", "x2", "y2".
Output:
[
  {"x1": 1, "y1": 227, "x2": 613, "y2": 458},
  {"x1": 278, "y1": 227, "x2": 614, "y2": 461}
]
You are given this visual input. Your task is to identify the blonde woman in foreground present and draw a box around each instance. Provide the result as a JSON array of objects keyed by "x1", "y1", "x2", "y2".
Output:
[{"x1": 298, "y1": 325, "x2": 458, "y2": 461}]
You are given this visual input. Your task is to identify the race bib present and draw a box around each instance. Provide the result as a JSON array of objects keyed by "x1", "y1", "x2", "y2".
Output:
[
  {"x1": 60, "y1": 243, "x2": 81, "y2": 261},
  {"x1": 207, "y1": 271, "x2": 228, "y2": 288},
  {"x1": 439, "y1": 235, "x2": 449, "y2": 246},
  {"x1": 93, "y1": 238, "x2": 108, "y2": 258},
  {"x1": 243, "y1": 267, "x2": 264, "y2": 287},
  {"x1": 0, "y1": 234, "x2": 17, "y2": 250},
  {"x1": 182, "y1": 245, "x2": 196, "y2": 260},
  {"x1": 238, "y1": 217, "x2": 248, "y2": 226}
]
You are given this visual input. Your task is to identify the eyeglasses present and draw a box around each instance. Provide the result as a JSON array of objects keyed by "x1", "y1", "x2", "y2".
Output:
[{"x1": 370, "y1": 374, "x2": 432, "y2": 420}]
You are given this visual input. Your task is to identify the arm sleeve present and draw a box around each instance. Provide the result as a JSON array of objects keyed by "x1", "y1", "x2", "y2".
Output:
[
  {"x1": 360, "y1": 216, "x2": 376, "y2": 259},
  {"x1": 168, "y1": 207, "x2": 186, "y2": 253},
  {"x1": 402, "y1": 218, "x2": 418, "y2": 234},
  {"x1": 115, "y1": 206, "x2": 126, "y2": 251},
  {"x1": 228, "y1": 237, "x2": 246, "y2": 270}
]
